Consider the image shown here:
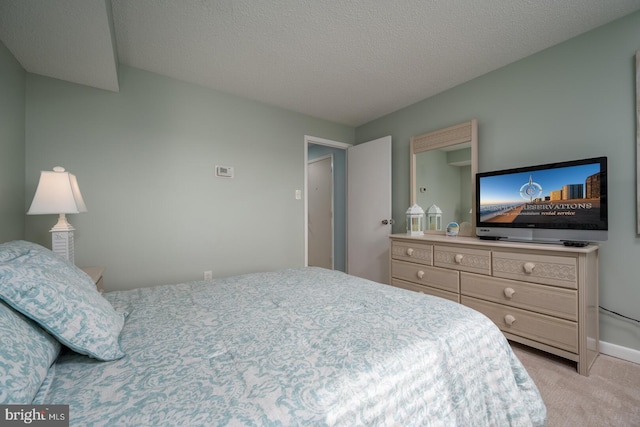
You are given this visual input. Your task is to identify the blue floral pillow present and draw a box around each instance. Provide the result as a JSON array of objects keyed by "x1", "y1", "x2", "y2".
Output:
[
  {"x1": 0, "y1": 299, "x2": 61, "y2": 403},
  {"x1": 0, "y1": 241, "x2": 125, "y2": 361}
]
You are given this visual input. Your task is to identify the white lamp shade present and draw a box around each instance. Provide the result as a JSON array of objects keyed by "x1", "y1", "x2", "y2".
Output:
[
  {"x1": 69, "y1": 174, "x2": 88, "y2": 212},
  {"x1": 27, "y1": 167, "x2": 88, "y2": 215}
]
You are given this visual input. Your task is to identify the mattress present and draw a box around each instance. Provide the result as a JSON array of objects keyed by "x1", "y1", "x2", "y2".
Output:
[{"x1": 34, "y1": 267, "x2": 546, "y2": 426}]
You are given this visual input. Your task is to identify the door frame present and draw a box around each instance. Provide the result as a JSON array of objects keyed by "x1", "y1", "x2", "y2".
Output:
[{"x1": 304, "y1": 135, "x2": 352, "y2": 267}]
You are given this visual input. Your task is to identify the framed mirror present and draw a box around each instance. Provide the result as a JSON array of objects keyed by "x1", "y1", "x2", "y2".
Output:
[{"x1": 410, "y1": 119, "x2": 478, "y2": 236}]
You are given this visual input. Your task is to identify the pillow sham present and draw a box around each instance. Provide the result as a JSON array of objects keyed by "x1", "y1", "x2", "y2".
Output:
[
  {"x1": 0, "y1": 240, "x2": 95, "y2": 291},
  {"x1": 0, "y1": 239, "x2": 45, "y2": 263},
  {"x1": 0, "y1": 299, "x2": 61, "y2": 403},
  {"x1": 0, "y1": 240, "x2": 125, "y2": 361}
]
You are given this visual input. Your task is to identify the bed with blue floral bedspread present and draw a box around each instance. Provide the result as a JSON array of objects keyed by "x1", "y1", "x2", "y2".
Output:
[{"x1": 1, "y1": 241, "x2": 546, "y2": 426}]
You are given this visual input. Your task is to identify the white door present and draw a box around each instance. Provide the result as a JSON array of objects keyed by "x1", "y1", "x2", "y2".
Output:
[
  {"x1": 347, "y1": 136, "x2": 392, "y2": 284},
  {"x1": 308, "y1": 155, "x2": 333, "y2": 269}
]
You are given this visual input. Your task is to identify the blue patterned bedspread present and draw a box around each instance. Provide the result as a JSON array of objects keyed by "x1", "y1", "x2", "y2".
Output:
[{"x1": 34, "y1": 267, "x2": 546, "y2": 426}]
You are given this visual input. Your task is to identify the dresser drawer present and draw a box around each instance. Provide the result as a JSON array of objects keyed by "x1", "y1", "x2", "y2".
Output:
[
  {"x1": 433, "y1": 245, "x2": 491, "y2": 275},
  {"x1": 391, "y1": 278, "x2": 459, "y2": 303},
  {"x1": 493, "y1": 251, "x2": 578, "y2": 289},
  {"x1": 462, "y1": 296, "x2": 578, "y2": 353},
  {"x1": 391, "y1": 260, "x2": 459, "y2": 293},
  {"x1": 460, "y1": 272, "x2": 577, "y2": 321},
  {"x1": 391, "y1": 241, "x2": 432, "y2": 265}
]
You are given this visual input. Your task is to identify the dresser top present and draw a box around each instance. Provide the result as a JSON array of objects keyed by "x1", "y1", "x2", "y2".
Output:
[{"x1": 389, "y1": 234, "x2": 599, "y2": 254}]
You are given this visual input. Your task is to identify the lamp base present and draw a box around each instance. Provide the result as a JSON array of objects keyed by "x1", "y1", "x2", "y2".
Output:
[
  {"x1": 50, "y1": 213, "x2": 75, "y2": 232},
  {"x1": 50, "y1": 214, "x2": 75, "y2": 263}
]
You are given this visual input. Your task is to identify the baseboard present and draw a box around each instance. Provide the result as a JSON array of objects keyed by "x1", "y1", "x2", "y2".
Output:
[{"x1": 600, "y1": 341, "x2": 640, "y2": 365}]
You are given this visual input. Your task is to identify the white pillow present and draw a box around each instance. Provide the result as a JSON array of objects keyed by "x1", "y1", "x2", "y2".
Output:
[
  {"x1": 0, "y1": 299, "x2": 61, "y2": 403},
  {"x1": 0, "y1": 241, "x2": 125, "y2": 361}
]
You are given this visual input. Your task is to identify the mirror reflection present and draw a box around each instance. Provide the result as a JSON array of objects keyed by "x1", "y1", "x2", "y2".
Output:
[
  {"x1": 414, "y1": 144, "x2": 472, "y2": 230},
  {"x1": 410, "y1": 119, "x2": 477, "y2": 236}
]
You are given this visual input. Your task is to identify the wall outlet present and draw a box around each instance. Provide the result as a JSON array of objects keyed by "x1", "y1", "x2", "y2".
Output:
[{"x1": 204, "y1": 270, "x2": 213, "y2": 280}]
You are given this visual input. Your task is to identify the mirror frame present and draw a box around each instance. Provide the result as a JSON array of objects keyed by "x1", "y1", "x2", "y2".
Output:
[
  {"x1": 410, "y1": 119, "x2": 478, "y2": 236},
  {"x1": 636, "y1": 50, "x2": 640, "y2": 234}
]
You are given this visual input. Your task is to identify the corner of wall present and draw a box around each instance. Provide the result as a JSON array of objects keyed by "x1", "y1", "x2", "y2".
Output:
[{"x1": 0, "y1": 40, "x2": 26, "y2": 242}]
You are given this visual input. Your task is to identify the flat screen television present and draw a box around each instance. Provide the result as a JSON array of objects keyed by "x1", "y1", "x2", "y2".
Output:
[{"x1": 475, "y1": 156, "x2": 608, "y2": 245}]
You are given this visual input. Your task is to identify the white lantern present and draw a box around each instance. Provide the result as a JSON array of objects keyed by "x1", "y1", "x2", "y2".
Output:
[
  {"x1": 406, "y1": 204, "x2": 425, "y2": 236},
  {"x1": 427, "y1": 204, "x2": 443, "y2": 231}
]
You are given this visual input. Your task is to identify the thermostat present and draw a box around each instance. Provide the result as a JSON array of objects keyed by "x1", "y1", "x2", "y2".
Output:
[{"x1": 215, "y1": 165, "x2": 234, "y2": 178}]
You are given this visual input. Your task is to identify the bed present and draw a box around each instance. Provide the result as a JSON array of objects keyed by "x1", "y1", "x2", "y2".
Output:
[{"x1": 0, "y1": 240, "x2": 546, "y2": 426}]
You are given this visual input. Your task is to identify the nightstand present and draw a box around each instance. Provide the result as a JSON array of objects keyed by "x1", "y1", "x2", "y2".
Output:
[{"x1": 81, "y1": 266, "x2": 105, "y2": 293}]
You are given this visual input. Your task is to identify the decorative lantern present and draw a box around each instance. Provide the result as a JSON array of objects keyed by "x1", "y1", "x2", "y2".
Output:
[
  {"x1": 427, "y1": 204, "x2": 443, "y2": 231},
  {"x1": 406, "y1": 204, "x2": 425, "y2": 236}
]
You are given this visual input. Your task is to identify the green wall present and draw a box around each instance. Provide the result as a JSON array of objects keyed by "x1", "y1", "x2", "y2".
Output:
[
  {"x1": 0, "y1": 41, "x2": 25, "y2": 242},
  {"x1": 25, "y1": 66, "x2": 354, "y2": 289},
  {"x1": 356, "y1": 12, "x2": 640, "y2": 352}
]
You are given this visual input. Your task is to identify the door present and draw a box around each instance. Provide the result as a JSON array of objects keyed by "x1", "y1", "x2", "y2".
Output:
[
  {"x1": 347, "y1": 136, "x2": 392, "y2": 284},
  {"x1": 308, "y1": 155, "x2": 333, "y2": 269}
]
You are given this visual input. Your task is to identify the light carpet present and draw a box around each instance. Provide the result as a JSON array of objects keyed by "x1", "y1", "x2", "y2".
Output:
[{"x1": 511, "y1": 342, "x2": 640, "y2": 426}]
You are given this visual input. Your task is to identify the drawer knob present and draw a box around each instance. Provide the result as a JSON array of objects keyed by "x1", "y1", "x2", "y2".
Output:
[
  {"x1": 504, "y1": 314, "x2": 517, "y2": 326},
  {"x1": 454, "y1": 254, "x2": 464, "y2": 264},
  {"x1": 504, "y1": 287, "x2": 516, "y2": 299},
  {"x1": 417, "y1": 270, "x2": 425, "y2": 279},
  {"x1": 406, "y1": 248, "x2": 414, "y2": 256},
  {"x1": 523, "y1": 262, "x2": 535, "y2": 274}
]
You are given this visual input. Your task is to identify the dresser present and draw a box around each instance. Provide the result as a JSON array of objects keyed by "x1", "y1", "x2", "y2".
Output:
[{"x1": 389, "y1": 234, "x2": 599, "y2": 376}]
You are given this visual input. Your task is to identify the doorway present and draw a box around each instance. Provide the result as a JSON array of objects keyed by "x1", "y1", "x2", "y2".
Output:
[
  {"x1": 304, "y1": 136, "x2": 351, "y2": 272},
  {"x1": 304, "y1": 135, "x2": 392, "y2": 282},
  {"x1": 307, "y1": 155, "x2": 334, "y2": 269}
]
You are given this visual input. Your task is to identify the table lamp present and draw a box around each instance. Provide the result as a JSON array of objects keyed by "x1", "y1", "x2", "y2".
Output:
[{"x1": 27, "y1": 167, "x2": 87, "y2": 264}]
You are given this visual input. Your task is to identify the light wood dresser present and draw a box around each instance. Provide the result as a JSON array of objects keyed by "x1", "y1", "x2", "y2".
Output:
[{"x1": 389, "y1": 234, "x2": 599, "y2": 376}]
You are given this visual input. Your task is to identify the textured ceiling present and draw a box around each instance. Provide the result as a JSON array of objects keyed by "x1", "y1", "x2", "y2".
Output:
[
  {"x1": 0, "y1": 0, "x2": 119, "y2": 92},
  {"x1": 1, "y1": 0, "x2": 640, "y2": 126}
]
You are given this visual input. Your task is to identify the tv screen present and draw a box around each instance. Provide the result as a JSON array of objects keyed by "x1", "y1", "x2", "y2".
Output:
[{"x1": 475, "y1": 156, "x2": 608, "y2": 244}]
